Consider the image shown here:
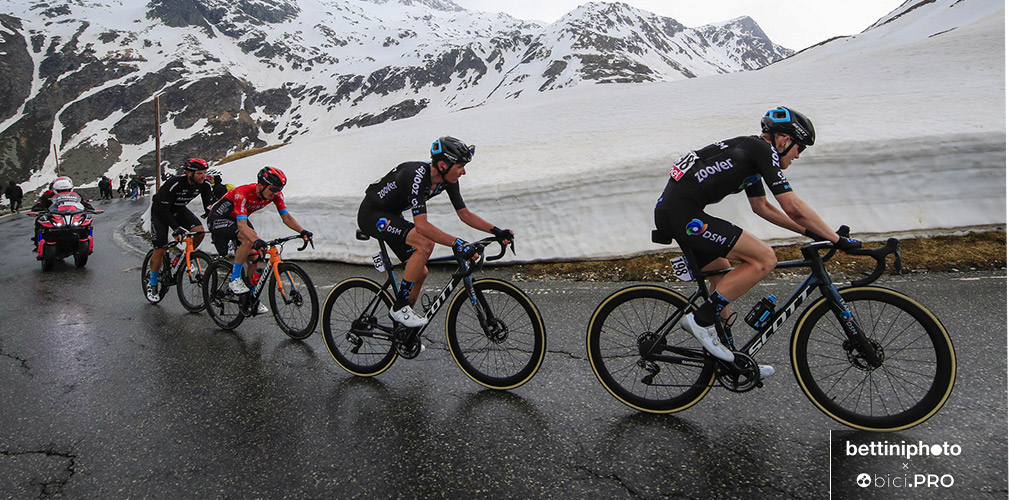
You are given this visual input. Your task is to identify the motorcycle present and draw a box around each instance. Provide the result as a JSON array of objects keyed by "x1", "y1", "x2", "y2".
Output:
[{"x1": 27, "y1": 195, "x2": 103, "y2": 271}]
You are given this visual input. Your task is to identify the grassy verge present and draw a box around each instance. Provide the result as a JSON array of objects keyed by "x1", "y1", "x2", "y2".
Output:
[{"x1": 510, "y1": 230, "x2": 1006, "y2": 282}]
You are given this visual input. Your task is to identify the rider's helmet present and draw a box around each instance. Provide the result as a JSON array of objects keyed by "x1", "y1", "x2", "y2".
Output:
[
  {"x1": 183, "y1": 158, "x2": 209, "y2": 172},
  {"x1": 431, "y1": 136, "x2": 475, "y2": 166},
  {"x1": 206, "y1": 168, "x2": 222, "y2": 177},
  {"x1": 52, "y1": 176, "x2": 73, "y2": 191},
  {"x1": 257, "y1": 166, "x2": 286, "y2": 188},
  {"x1": 761, "y1": 106, "x2": 815, "y2": 147}
]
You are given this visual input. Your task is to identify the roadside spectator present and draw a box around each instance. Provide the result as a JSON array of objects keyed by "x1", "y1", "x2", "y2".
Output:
[
  {"x1": 118, "y1": 174, "x2": 127, "y2": 198},
  {"x1": 5, "y1": 181, "x2": 24, "y2": 213}
]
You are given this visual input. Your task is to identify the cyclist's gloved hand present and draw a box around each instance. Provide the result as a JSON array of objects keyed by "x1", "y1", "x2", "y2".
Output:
[
  {"x1": 491, "y1": 226, "x2": 513, "y2": 242},
  {"x1": 300, "y1": 229, "x2": 313, "y2": 240},
  {"x1": 172, "y1": 228, "x2": 187, "y2": 240},
  {"x1": 453, "y1": 238, "x2": 478, "y2": 261},
  {"x1": 252, "y1": 239, "x2": 268, "y2": 251},
  {"x1": 835, "y1": 236, "x2": 862, "y2": 251}
]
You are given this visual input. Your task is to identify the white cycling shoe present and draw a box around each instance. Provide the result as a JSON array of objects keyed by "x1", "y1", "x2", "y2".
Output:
[
  {"x1": 255, "y1": 302, "x2": 269, "y2": 315},
  {"x1": 681, "y1": 312, "x2": 735, "y2": 362},
  {"x1": 389, "y1": 305, "x2": 428, "y2": 328},
  {"x1": 145, "y1": 283, "x2": 160, "y2": 302},
  {"x1": 759, "y1": 365, "x2": 775, "y2": 378},
  {"x1": 229, "y1": 277, "x2": 250, "y2": 294}
]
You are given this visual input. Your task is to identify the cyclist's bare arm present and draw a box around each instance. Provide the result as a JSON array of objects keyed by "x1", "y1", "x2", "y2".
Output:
[
  {"x1": 280, "y1": 213, "x2": 306, "y2": 237},
  {"x1": 773, "y1": 191, "x2": 840, "y2": 243},
  {"x1": 749, "y1": 196, "x2": 805, "y2": 234},
  {"x1": 457, "y1": 207, "x2": 498, "y2": 232},
  {"x1": 413, "y1": 213, "x2": 458, "y2": 247}
]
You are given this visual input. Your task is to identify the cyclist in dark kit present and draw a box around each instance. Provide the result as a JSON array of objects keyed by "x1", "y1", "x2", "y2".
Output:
[
  {"x1": 358, "y1": 136, "x2": 513, "y2": 328},
  {"x1": 654, "y1": 106, "x2": 860, "y2": 376},
  {"x1": 146, "y1": 158, "x2": 215, "y2": 302}
]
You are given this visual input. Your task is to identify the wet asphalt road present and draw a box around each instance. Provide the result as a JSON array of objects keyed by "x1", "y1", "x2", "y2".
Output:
[{"x1": 0, "y1": 198, "x2": 1005, "y2": 498}]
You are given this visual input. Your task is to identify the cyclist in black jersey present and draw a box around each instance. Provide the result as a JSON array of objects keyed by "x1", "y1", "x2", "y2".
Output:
[
  {"x1": 654, "y1": 107, "x2": 861, "y2": 372},
  {"x1": 145, "y1": 158, "x2": 214, "y2": 302},
  {"x1": 358, "y1": 136, "x2": 513, "y2": 328}
]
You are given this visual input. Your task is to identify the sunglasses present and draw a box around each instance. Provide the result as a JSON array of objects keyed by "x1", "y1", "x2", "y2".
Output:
[{"x1": 266, "y1": 186, "x2": 283, "y2": 193}]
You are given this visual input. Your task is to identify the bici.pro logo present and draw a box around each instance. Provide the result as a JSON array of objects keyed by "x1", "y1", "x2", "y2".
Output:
[{"x1": 685, "y1": 219, "x2": 707, "y2": 236}]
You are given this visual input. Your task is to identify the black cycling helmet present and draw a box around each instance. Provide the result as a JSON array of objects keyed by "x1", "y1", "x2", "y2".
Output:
[
  {"x1": 431, "y1": 136, "x2": 475, "y2": 165},
  {"x1": 761, "y1": 106, "x2": 815, "y2": 147},
  {"x1": 184, "y1": 157, "x2": 209, "y2": 172},
  {"x1": 257, "y1": 166, "x2": 287, "y2": 188}
]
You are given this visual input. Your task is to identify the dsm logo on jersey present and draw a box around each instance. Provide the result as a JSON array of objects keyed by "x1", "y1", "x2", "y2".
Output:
[
  {"x1": 686, "y1": 218, "x2": 728, "y2": 245},
  {"x1": 376, "y1": 218, "x2": 389, "y2": 232},
  {"x1": 685, "y1": 219, "x2": 707, "y2": 236}
]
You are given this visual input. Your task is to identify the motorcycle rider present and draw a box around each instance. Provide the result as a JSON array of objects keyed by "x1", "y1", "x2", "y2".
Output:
[{"x1": 32, "y1": 177, "x2": 94, "y2": 244}]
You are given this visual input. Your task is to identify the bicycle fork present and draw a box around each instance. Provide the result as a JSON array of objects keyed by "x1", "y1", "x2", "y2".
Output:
[{"x1": 821, "y1": 284, "x2": 883, "y2": 369}]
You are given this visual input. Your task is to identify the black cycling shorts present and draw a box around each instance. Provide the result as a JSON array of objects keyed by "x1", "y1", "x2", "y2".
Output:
[
  {"x1": 207, "y1": 214, "x2": 253, "y2": 257},
  {"x1": 654, "y1": 202, "x2": 743, "y2": 269},
  {"x1": 151, "y1": 208, "x2": 201, "y2": 247},
  {"x1": 357, "y1": 202, "x2": 416, "y2": 263}
]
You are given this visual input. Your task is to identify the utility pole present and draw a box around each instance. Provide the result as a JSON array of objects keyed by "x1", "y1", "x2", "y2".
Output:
[{"x1": 154, "y1": 95, "x2": 162, "y2": 191}]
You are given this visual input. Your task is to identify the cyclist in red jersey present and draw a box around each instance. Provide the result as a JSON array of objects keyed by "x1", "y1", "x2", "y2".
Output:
[{"x1": 207, "y1": 167, "x2": 312, "y2": 301}]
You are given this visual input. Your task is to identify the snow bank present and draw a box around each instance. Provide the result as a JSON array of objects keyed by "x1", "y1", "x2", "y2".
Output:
[{"x1": 215, "y1": 0, "x2": 1005, "y2": 263}]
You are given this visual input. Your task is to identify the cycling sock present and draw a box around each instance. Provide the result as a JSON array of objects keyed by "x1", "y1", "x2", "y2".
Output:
[
  {"x1": 149, "y1": 271, "x2": 158, "y2": 286},
  {"x1": 231, "y1": 262, "x2": 243, "y2": 281},
  {"x1": 394, "y1": 280, "x2": 415, "y2": 310},
  {"x1": 694, "y1": 290, "x2": 731, "y2": 327}
]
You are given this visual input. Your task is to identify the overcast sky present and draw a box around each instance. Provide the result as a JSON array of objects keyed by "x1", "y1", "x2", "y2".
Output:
[{"x1": 450, "y1": 0, "x2": 908, "y2": 50}]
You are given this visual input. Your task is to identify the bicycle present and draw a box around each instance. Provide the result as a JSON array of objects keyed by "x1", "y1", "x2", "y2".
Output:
[
  {"x1": 202, "y1": 235, "x2": 319, "y2": 339},
  {"x1": 586, "y1": 228, "x2": 956, "y2": 432},
  {"x1": 141, "y1": 230, "x2": 213, "y2": 312},
  {"x1": 321, "y1": 231, "x2": 546, "y2": 390}
]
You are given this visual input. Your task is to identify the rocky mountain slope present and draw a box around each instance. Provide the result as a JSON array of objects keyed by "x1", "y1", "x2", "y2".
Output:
[{"x1": 0, "y1": 0, "x2": 791, "y2": 188}]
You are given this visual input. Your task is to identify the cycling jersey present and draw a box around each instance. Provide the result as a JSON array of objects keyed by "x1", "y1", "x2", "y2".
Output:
[
  {"x1": 662, "y1": 135, "x2": 793, "y2": 207},
  {"x1": 151, "y1": 175, "x2": 214, "y2": 228},
  {"x1": 655, "y1": 135, "x2": 794, "y2": 267},
  {"x1": 362, "y1": 161, "x2": 466, "y2": 216},
  {"x1": 208, "y1": 183, "x2": 289, "y2": 221}
]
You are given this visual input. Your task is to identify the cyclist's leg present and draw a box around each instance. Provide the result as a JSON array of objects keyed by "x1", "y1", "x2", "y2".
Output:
[
  {"x1": 402, "y1": 229, "x2": 433, "y2": 307},
  {"x1": 717, "y1": 231, "x2": 777, "y2": 301},
  {"x1": 149, "y1": 214, "x2": 171, "y2": 283},
  {"x1": 175, "y1": 209, "x2": 205, "y2": 248}
]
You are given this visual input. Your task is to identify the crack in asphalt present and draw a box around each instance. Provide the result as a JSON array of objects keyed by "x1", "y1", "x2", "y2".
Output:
[
  {"x1": 0, "y1": 349, "x2": 31, "y2": 375},
  {"x1": 1, "y1": 447, "x2": 77, "y2": 497}
]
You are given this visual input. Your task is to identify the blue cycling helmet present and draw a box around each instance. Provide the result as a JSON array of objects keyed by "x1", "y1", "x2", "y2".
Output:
[{"x1": 761, "y1": 106, "x2": 815, "y2": 147}]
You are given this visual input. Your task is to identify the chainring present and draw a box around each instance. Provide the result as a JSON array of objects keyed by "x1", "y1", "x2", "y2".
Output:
[{"x1": 716, "y1": 352, "x2": 761, "y2": 393}]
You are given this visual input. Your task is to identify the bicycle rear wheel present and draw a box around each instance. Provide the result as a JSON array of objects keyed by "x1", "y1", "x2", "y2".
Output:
[
  {"x1": 445, "y1": 278, "x2": 546, "y2": 390},
  {"x1": 586, "y1": 285, "x2": 716, "y2": 413},
  {"x1": 176, "y1": 250, "x2": 212, "y2": 313},
  {"x1": 202, "y1": 259, "x2": 245, "y2": 330},
  {"x1": 321, "y1": 278, "x2": 398, "y2": 377},
  {"x1": 791, "y1": 286, "x2": 956, "y2": 431},
  {"x1": 141, "y1": 249, "x2": 172, "y2": 304},
  {"x1": 268, "y1": 262, "x2": 319, "y2": 340}
]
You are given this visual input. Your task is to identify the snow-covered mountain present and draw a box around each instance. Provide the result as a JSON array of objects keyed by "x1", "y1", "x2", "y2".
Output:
[{"x1": 0, "y1": 0, "x2": 792, "y2": 188}]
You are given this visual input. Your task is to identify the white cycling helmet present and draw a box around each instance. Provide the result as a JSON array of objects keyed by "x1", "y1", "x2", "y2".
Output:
[{"x1": 52, "y1": 176, "x2": 73, "y2": 191}]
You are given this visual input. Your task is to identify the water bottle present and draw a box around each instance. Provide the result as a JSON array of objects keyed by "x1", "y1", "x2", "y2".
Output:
[
  {"x1": 745, "y1": 295, "x2": 776, "y2": 329},
  {"x1": 250, "y1": 269, "x2": 261, "y2": 286}
]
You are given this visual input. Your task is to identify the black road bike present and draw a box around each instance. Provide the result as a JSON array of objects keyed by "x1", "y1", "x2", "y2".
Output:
[
  {"x1": 202, "y1": 235, "x2": 319, "y2": 339},
  {"x1": 587, "y1": 230, "x2": 956, "y2": 431},
  {"x1": 141, "y1": 230, "x2": 212, "y2": 312},
  {"x1": 321, "y1": 231, "x2": 546, "y2": 390}
]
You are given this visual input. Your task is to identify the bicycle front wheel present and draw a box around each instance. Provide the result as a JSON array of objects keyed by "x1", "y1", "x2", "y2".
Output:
[
  {"x1": 268, "y1": 262, "x2": 319, "y2": 340},
  {"x1": 791, "y1": 286, "x2": 956, "y2": 431},
  {"x1": 176, "y1": 250, "x2": 212, "y2": 313},
  {"x1": 587, "y1": 285, "x2": 716, "y2": 413},
  {"x1": 445, "y1": 278, "x2": 546, "y2": 390},
  {"x1": 321, "y1": 277, "x2": 398, "y2": 377},
  {"x1": 202, "y1": 259, "x2": 245, "y2": 330},
  {"x1": 141, "y1": 249, "x2": 172, "y2": 304}
]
